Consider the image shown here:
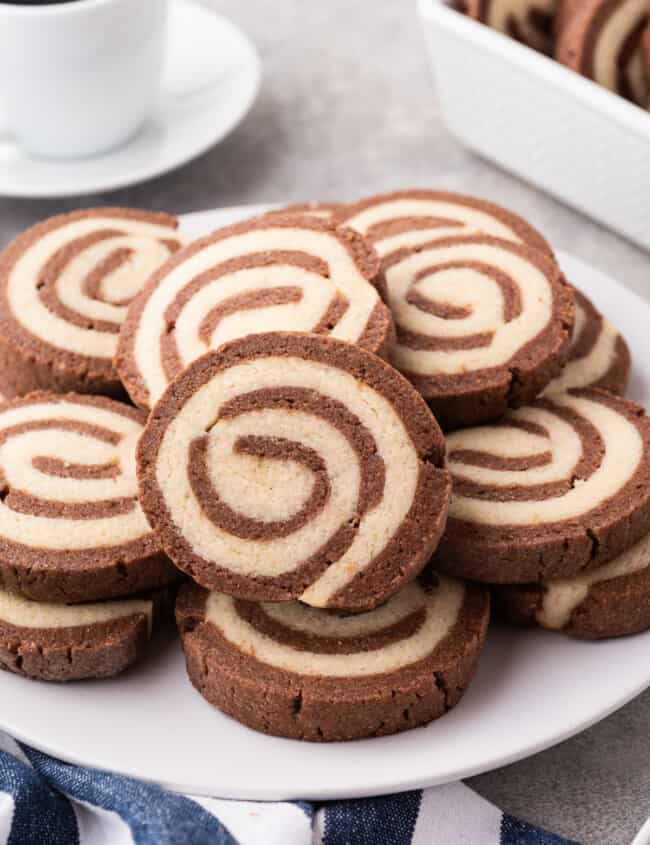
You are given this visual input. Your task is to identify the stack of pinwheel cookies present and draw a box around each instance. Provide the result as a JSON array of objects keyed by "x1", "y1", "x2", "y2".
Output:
[
  {"x1": 0, "y1": 192, "x2": 646, "y2": 742},
  {"x1": 460, "y1": 0, "x2": 650, "y2": 109}
]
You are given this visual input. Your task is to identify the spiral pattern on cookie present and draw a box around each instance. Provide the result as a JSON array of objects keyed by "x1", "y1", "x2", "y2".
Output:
[
  {"x1": 334, "y1": 189, "x2": 554, "y2": 258},
  {"x1": 494, "y1": 529, "x2": 650, "y2": 638},
  {"x1": 543, "y1": 289, "x2": 630, "y2": 396},
  {"x1": 202, "y1": 577, "x2": 466, "y2": 676},
  {"x1": 138, "y1": 332, "x2": 451, "y2": 611},
  {"x1": 434, "y1": 388, "x2": 650, "y2": 582},
  {"x1": 358, "y1": 231, "x2": 573, "y2": 426},
  {"x1": 176, "y1": 575, "x2": 490, "y2": 740},
  {"x1": 262, "y1": 202, "x2": 340, "y2": 221},
  {"x1": 0, "y1": 585, "x2": 174, "y2": 681},
  {"x1": 0, "y1": 393, "x2": 176, "y2": 603},
  {"x1": 0, "y1": 588, "x2": 154, "y2": 634},
  {"x1": 556, "y1": 0, "x2": 649, "y2": 104},
  {"x1": 117, "y1": 216, "x2": 393, "y2": 410},
  {"x1": 0, "y1": 208, "x2": 184, "y2": 398},
  {"x1": 464, "y1": 0, "x2": 558, "y2": 53}
]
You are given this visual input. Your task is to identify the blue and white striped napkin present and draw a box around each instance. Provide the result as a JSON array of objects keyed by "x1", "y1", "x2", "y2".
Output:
[{"x1": 0, "y1": 731, "x2": 580, "y2": 845}]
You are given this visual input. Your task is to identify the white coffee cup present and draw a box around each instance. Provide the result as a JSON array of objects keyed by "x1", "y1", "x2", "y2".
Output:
[{"x1": 0, "y1": 0, "x2": 168, "y2": 159}]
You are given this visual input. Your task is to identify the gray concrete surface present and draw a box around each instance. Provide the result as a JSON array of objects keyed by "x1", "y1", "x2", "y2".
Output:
[{"x1": 0, "y1": 2, "x2": 647, "y2": 842}]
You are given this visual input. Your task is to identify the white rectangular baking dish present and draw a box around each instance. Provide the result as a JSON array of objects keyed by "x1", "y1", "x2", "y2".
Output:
[{"x1": 417, "y1": 0, "x2": 650, "y2": 251}]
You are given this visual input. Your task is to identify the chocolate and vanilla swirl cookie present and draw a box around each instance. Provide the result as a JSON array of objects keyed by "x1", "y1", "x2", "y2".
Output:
[
  {"x1": 137, "y1": 333, "x2": 451, "y2": 611},
  {"x1": 493, "y1": 528, "x2": 650, "y2": 638},
  {"x1": 176, "y1": 574, "x2": 489, "y2": 741},
  {"x1": 347, "y1": 229, "x2": 573, "y2": 429},
  {"x1": 542, "y1": 289, "x2": 630, "y2": 396},
  {"x1": 334, "y1": 191, "x2": 572, "y2": 427},
  {"x1": 0, "y1": 585, "x2": 174, "y2": 681},
  {"x1": 0, "y1": 208, "x2": 184, "y2": 399},
  {"x1": 116, "y1": 215, "x2": 393, "y2": 410},
  {"x1": 463, "y1": 0, "x2": 559, "y2": 53},
  {"x1": 555, "y1": 0, "x2": 649, "y2": 105},
  {"x1": 434, "y1": 388, "x2": 650, "y2": 583},
  {"x1": 0, "y1": 393, "x2": 178, "y2": 603},
  {"x1": 262, "y1": 202, "x2": 340, "y2": 220},
  {"x1": 334, "y1": 190, "x2": 555, "y2": 259}
]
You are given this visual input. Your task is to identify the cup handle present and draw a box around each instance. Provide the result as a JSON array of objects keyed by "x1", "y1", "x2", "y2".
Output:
[{"x1": 158, "y1": 0, "x2": 239, "y2": 112}]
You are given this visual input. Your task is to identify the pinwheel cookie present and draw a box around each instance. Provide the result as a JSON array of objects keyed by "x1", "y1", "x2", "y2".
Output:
[
  {"x1": 493, "y1": 528, "x2": 650, "y2": 638},
  {"x1": 0, "y1": 393, "x2": 178, "y2": 604},
  {"x1": 0, "y1": 585, "x2": 175, "y2": 681},
  {"x1": 555, "y1": 0, "x2": 650, "y2": 105},
  {"x1": 434, "y1": 389, "x2": 650, "y2": 583},
  {"x1": 137, "y1": 332, "x2": 451, "y2": 611},
  {"x1": 352, "y1": 238, "x2": 572, "y2": 428},
  {"x1": 542, "y1": 289, "x2": 630, "y2": 396},
  {"x1": 0, "y1": 208, "x2": 184, "y2": 399},
  {"x1": 116, "y1": 215, "x2": 394, "y2": 410},
  {"x1": 176, "y1": 573, "x2": 489, "y2": 741},
  {"x1": 334, "y1": 191, "x2": 573, "y2": 429},
  {"x1": 463, "y1": 0, "x2": 559, "y2": 53},
  {"x1": 262, "y1": 202, "x2": 340, "y2": 220},
  {"x1": 334, "y1": 189, "x2": 555, "y2": 259}
]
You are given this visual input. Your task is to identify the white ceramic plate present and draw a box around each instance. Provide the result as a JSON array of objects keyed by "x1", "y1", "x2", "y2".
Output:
[
  {"x1": 0, "y1": 1, "x2": 260, "y2": 198},
  {"x1": 2, "y1": 203, "x2": 650, "y2": 801}
]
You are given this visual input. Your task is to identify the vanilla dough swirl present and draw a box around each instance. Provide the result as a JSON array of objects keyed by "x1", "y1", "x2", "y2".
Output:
[
  {"x1": 542, "y1": 289, "x2": 630, "y2": 396},
  {"x1": 0, "y1": 392, "x2": 177, "y2": 603},
  {"x1": 0, "y1": 208, "x2": 184, "y2": 398},
  {"x1": 350, "y1": 232, "x2": 572, "y2": 428},
  {"x1": 137, "y1": 332, "x2": 451, "y2": 612},
  {"x1": 116, "y1": 215, "x2": 393, "y2": 410},
  {"x1": 176, "y1": 574, "x2": 490, "y2": 740},
  {"x1": 493, "y1": 529, "x2": 650, "y2": 638},
  {"x1": 334, "y1": 193, "x2": 571, "y2": 428},
  {"x1": 334, "y1": 189, "x2": 555, "y2": 258},
  {"x1": 205, "y1": 577, "x2": 465, "y2": 678},
  {"x1": 434, "y1": 388, "x2": 650, "y2": 582},
  {"x1": 261, "y1": 202, "x2": 340, "y2": 221},
  {"x1": 0, "y1": 585, "x2": 176, "y2": 681}
]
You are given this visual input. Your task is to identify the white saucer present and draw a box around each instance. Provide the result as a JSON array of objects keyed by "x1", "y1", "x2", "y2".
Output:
[
  {"x1": 1, "y1": 204, "x2": 649, "y2": 801},
  {"x1": 0, "y1": 1, "x2": 260, "y2": 198}
]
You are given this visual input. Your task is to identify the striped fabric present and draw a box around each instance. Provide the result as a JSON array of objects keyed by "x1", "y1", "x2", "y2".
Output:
[{"x1": 0, "y1": 732, "x2": 580, "y2": 845}]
